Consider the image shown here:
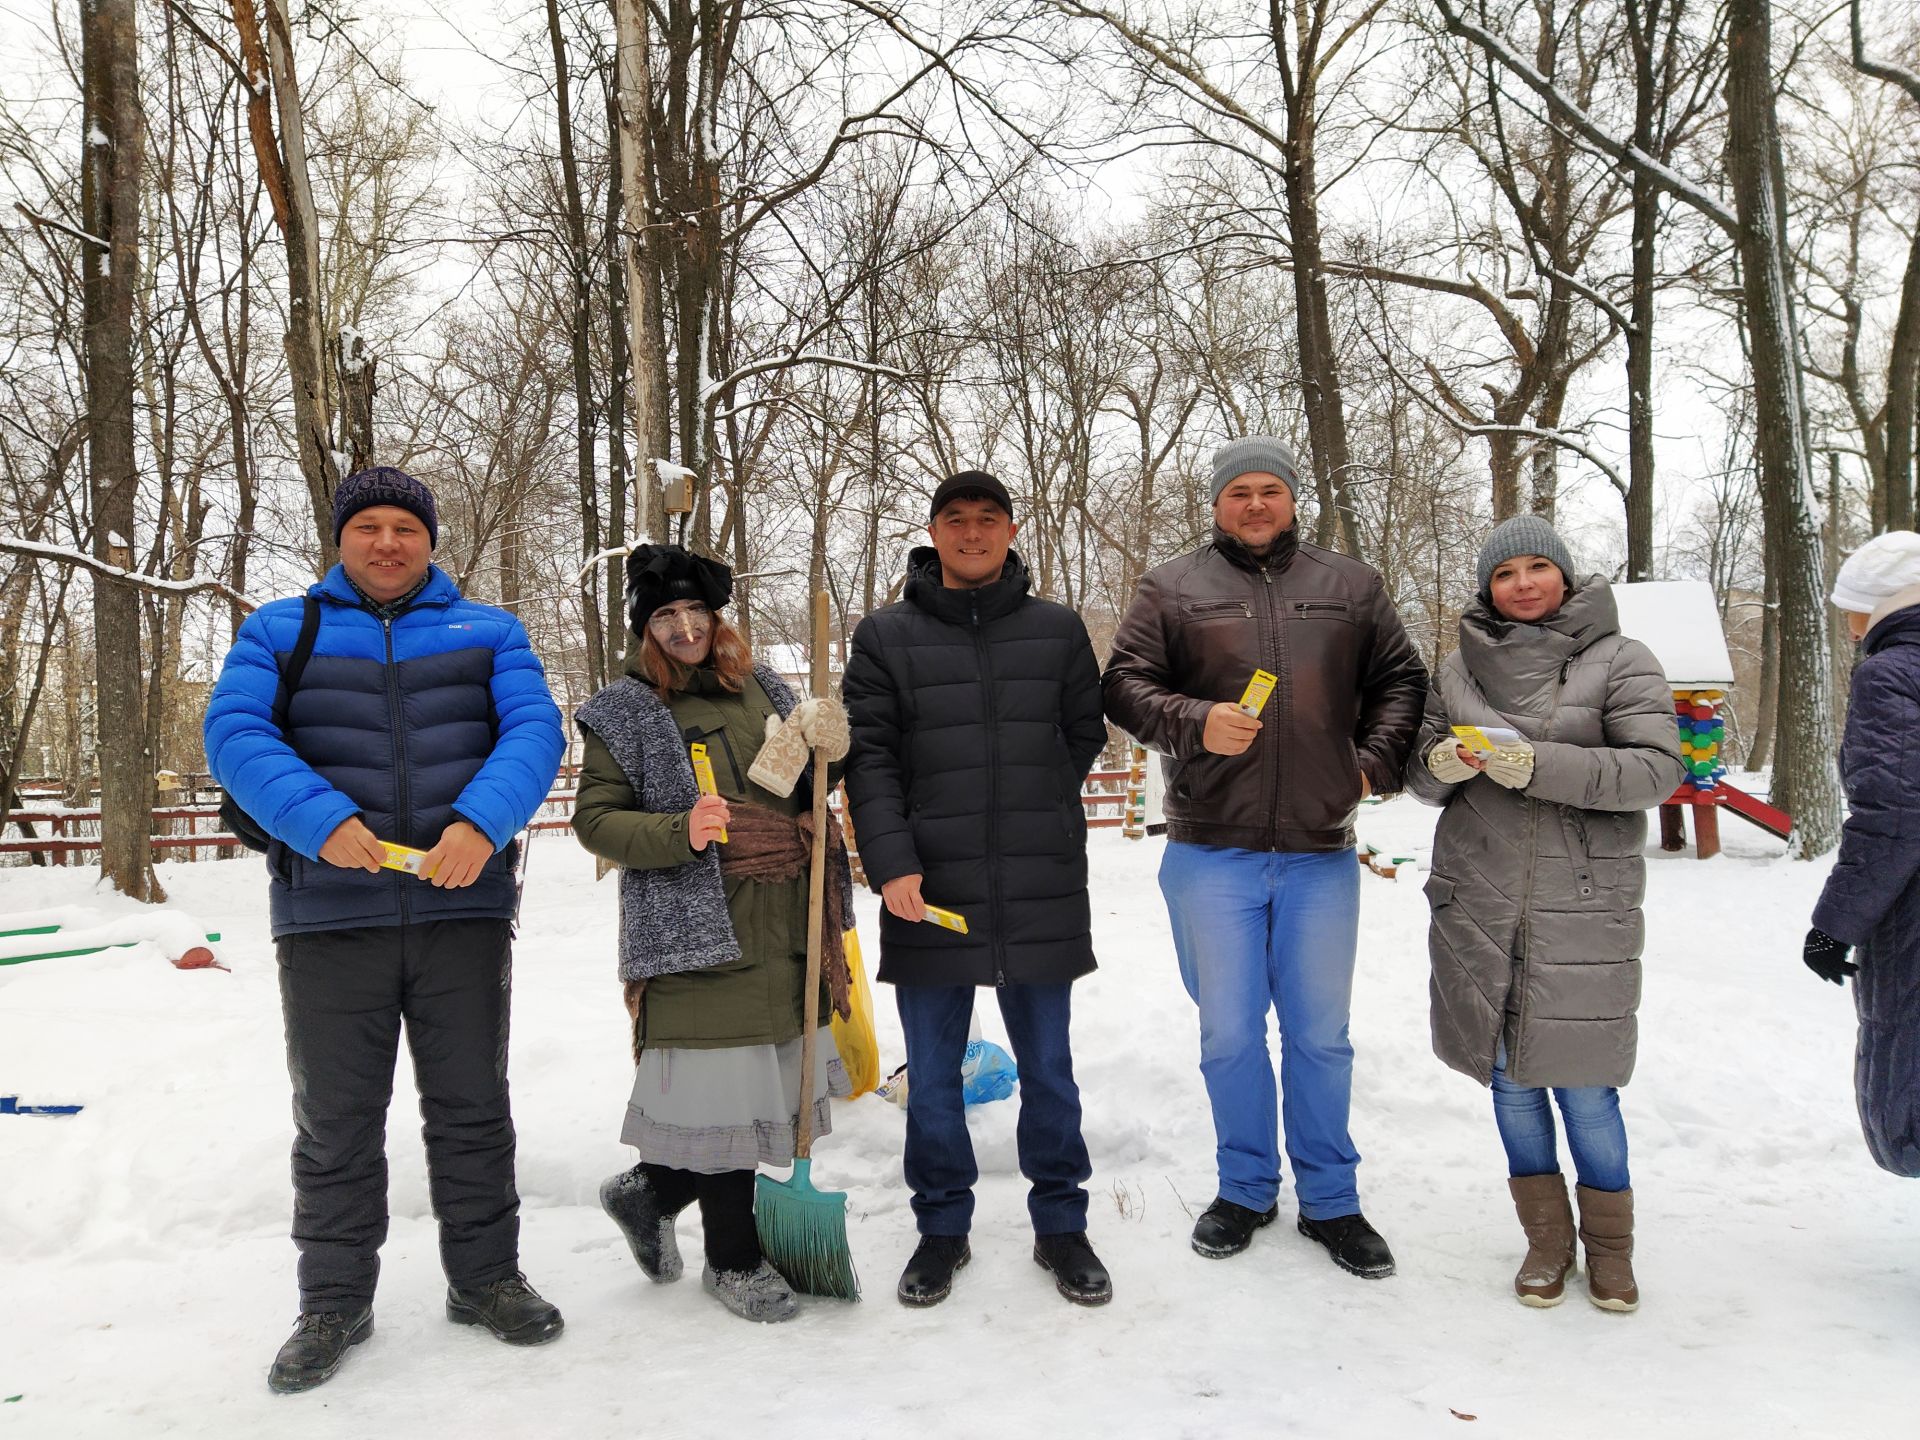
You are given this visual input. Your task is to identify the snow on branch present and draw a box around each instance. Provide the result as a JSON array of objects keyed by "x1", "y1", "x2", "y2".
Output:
[
  {"x1": 701, "y1": 353, "x2": 910, "y2": 404},
  {"x1": 1850, "y1": 0, "x2": 1920, "y2": 105},
  {"x1": 1431, "y1": 0, "x2": 1738, "y2": 235},
  {"x1": 0, "y1": 535, "x2": 261, "y2": 611},
  {"x1": 13, "y1": 203, "x2": 108, "y2": 251}
]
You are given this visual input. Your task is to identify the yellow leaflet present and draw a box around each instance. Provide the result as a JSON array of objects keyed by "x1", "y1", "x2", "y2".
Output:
[
  {"x1": 1238, "y1": 669, "x2": 1278, "y2": 717},
  {"x1": 689, "y1": 742, "x2": 728, "y2": 843},
  {"x1": 380, "y1": 842, "x2": 431, "y2": 877},
  {"x1": 1450, "y1": 724, "x2": 1525, "y2": 756},
  {"x1": 923, "y1": 905, "x2": 970, "y2": 935}
]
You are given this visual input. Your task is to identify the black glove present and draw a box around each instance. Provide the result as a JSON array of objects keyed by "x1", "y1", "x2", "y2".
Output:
[{"x1": 1803, "y1": 927, "x2": 1858, "y2": 984}]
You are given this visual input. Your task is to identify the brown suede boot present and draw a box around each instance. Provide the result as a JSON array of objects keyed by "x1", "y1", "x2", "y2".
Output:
[
  {"x1": 1508, "y1": 1173, "x2": 1576, "y2": 1307},
  {"x1": 1575, "y1": 1184, "x2": 1639, "y2": 1312}
]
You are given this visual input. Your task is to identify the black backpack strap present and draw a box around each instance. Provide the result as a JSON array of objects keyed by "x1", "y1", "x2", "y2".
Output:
[{"x1": 270, "y1": 595, "x2": 323, "y2": 731}]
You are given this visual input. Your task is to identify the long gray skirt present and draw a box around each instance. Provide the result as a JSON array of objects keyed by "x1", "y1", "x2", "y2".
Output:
[{"x1": 620, "y1": 1028, "x2": 849, "y2": 1174}]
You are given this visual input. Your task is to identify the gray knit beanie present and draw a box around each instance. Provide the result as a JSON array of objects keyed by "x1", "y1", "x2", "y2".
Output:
[
  {"x1": 1211, "y1": 437, "x2": 1301, "y2": 503},
  {"x1": 1476, "y1": 514, "x2": 1575, "y2": 597}
]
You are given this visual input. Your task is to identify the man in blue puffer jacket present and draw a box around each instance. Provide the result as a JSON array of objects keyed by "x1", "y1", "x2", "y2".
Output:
[{"x1": 204, "y1": 467, "x2": 567, "y2": 1394}]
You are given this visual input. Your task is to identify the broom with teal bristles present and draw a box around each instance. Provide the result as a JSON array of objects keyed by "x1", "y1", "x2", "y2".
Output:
[{"x1": 756, "y1": 589, "x2": 860, "y2": 1300}]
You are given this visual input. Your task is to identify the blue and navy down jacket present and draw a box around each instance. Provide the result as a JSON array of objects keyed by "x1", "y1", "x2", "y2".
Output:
[
  {"x1": 1812, "y1": 598, "x2": 1920, "y2": 1178},
  {"x1": 204, "y1": 565, "x2": 565, "y2": 938}
]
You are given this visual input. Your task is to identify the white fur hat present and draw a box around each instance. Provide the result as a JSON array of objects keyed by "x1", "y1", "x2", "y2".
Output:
[{"x1": 1831, "y1": 530, "x2": 1920, "y2": 613}]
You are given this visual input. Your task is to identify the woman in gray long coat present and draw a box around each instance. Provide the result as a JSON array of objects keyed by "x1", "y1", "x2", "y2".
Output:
[{"x1": 1406, "y1": 516, "x2": 1684, "y2": 1313}]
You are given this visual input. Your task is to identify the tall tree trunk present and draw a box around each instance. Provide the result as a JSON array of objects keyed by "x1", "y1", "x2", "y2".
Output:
[
  {"x1": 1625, "y1": 171, "x2": 1658, "y2": 577},
  {"x1": 1725, "y1": 0, "x2": 1841, "y2": 854},
  {"x1": 603, "y1": 83, "x2": 631, "y2": 669},
  {"x1": 1624, "y1": 0, "x2": 1661, "y2": 579},
  {"x1": 1746, "y1": 561, "x2": 1779, "y2": 770},
  {"x1": 257, "y1": 0, "x2": 338, "y2": 563},
  {"x1": 334, "y1": 329, "x2": 375, "y2": 476},
  {"x1": 1274, "y1": 14, "x2": 1364, "y2": 560},
  {"x1": 612, "y1": 0, "x2": 670, "y2": 542},
  {"x1": 1886, "y1": 221, "x2": 1920, "y2": 532},
  {"x1": 83, "y1": 0, "x2": 161, "y2": 901},
  {"x1": 545, "y1": 0, "x2": 608, "y2": 689}
]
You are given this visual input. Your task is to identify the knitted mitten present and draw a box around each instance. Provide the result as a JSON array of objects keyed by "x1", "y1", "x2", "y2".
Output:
[{"x1": 1427, "y1": 737, "x2": 1478, "y2": 784}]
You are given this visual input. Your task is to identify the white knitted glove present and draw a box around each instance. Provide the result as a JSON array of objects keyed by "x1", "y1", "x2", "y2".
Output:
[
  {"x1": 792, "y1": 697, "x2": 850, "y2": 761},
  {"x1": 1427, "y1": 737, "x2": 1478, "y2": 784},
  {"x1": 1484, "y1": 742, "x2": 1535, "y2": 790},
  {"x1": 747, "y1": 698, "x2": 849, "y2": 797}
]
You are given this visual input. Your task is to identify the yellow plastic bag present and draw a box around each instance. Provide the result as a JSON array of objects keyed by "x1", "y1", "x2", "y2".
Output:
[{"x1": 831, "y1": 928, "x2": 880, "y2": 1098}]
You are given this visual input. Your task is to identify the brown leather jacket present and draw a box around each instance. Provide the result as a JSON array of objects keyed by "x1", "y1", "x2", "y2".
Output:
[{"x1": 1103, "y1": 526, "x2": 1427, "y2": 852}]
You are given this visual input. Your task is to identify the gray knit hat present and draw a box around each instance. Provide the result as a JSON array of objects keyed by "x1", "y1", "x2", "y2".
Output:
[
  {"x1": 1477, "y1": 515, "x2": 1575, "y2": 597},
  {"x1": 1211, "y1": 437, "x2": 1301, "y2": 503}
]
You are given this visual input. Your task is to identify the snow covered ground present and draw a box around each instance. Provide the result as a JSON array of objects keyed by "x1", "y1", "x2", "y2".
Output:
[{"x1": 0, "y1": 797, "x2": 1909, "y2": 1438}]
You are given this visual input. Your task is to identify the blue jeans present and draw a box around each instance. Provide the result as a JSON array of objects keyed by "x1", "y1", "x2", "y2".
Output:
[
  {"x1": 1490, "y1": 1045, "x2": 1631, "y2": 1192},
  {"x1": 1159, "y1": 842, "x2": 1362, "y2": 1221},
  {"x1": 894, "y1": 982, "x2": 1091, "y2": 1236}
]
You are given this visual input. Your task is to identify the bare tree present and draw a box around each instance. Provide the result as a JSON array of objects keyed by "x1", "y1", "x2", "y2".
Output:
[{"x1": 1436, "y1": 0, "x2": 1841, "y2": 853}]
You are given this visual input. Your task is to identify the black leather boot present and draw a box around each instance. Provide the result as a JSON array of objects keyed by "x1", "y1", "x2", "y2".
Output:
[
  {"x1": 267, "y1": 1307, "x2": 373, "y2": 1394},
  {"x1": 896, "y1": 1234, "x2": 971, "y2": 1307},
  {"x1": 1296, "y1": 1212, "x2": 1396, "y2": 1278},
  {"x1": 1033, "y1": 1231, "x2": 1113, "y2": 1306},
  {"x1": 446, "y1": 1272, "x2": 565, "y2": 1345},
  {"x1": 1190, "y1": 1197, "x2": 1280, "y2": 1259}
]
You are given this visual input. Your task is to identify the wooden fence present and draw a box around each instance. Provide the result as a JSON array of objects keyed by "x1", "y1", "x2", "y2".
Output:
[{"x1": 1, "y1": 770, "x2": 1134, "y2": 865}]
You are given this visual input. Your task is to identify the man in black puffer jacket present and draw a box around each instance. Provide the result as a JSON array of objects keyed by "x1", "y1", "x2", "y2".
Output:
[{"x1": 844, "y1": 470, "x2": 1110, "y2": 1310}]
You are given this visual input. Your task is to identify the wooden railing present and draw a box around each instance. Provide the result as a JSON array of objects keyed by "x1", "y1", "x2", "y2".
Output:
[{"x1": 1, "y1": 768, "x2": 1135, "y2": 864}]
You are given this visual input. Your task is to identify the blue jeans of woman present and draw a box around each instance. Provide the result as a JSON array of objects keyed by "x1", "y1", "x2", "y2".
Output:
[{"x1": 1490, "y1": 1044, "x2": 1630, "y2": 1192}]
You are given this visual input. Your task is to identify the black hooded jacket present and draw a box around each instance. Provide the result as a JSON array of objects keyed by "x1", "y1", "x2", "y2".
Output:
[{"x1": 842, "y1": 547, "x2": 1106, "y2": 987}]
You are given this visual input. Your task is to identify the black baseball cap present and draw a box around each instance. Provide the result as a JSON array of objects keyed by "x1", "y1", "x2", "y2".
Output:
[{"x1": 928, "y1": 469, "x2": 1014, "y2": 522}]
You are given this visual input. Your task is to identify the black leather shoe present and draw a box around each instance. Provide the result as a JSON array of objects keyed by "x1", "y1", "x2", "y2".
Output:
[
  {"x1": 1297, "y1": 1212, "x2": 1396, "y2": 1278},
  {"x1": 267, "y1": 1307, "x2": 372, "y2": 1394},
  {"x1": 446, "y1": 1272, "x2": 565, "y2": 1345},
  {"x1": 896, "y1": 1234, "x2": 971, "y2": 1308},
  {"x1": 1033, "y1": 1231, "x2": 1113, "y2": 1306},
  {"x1": 1191, "y1": 1197, "x2": 1280, "y2": 1259}
]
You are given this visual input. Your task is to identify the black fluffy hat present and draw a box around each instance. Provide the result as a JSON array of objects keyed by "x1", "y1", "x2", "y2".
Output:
[{"x1": 625, "y1": 544, "x2": 733, "y2": 637}]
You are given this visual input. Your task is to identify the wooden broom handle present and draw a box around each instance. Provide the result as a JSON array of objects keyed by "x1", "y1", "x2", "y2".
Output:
[{"x1": 794, "y1": 589, "x2": 831, "y2": 1160}]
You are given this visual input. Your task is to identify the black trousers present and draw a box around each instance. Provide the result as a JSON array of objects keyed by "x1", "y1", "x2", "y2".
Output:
[
  {"x1": 276, "y1": 918, "x2": 520, "y2": 1309},
  {"x1": 640, "y1": 1164, "x2": 759, "y2": 1271}
]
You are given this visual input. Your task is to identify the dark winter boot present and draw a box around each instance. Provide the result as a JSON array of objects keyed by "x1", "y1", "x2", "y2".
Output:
[
  {"x1": 1509, "y1": 1172, "x2": 1576, "y2": 1307},
  {"x1": 1575, "y1": 1185, "x2": 1639, "y2": 1312},
  {"x1": 702, "y1": 1261, "x2": 799, "y2": 1323},
  {"x1": 600, "y1": 1164, "x2": 692, "y2": 1282},
  {"x1": 896, "y1": 1234, "x2": 971, "y2": 1308},
  {"x1": 267, "y1": 1307, "x2": 372, "y2": 1394},
  {"x1": 1033, "y1": 1231, "x2": 1113, "y2": 1306},
  {"x1": 445, "y1": 1272, "x2": 565, "y2": 1345},
  {"x1": 1296, "y1": 1212, "x2": 1396, "y2": 1278},
  {"x1": 1190, "y1": 1197, "x2": 1280, "y2": 1259}
]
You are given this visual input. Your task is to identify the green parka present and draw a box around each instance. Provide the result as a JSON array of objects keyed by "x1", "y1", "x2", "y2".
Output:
[{"x1": 572, "y1": 662, "x2": 833, "y2": 1050}]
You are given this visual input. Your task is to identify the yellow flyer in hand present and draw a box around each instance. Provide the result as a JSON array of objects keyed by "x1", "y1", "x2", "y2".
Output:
[
  {"x1": 380, "y1": 842, "x2": 432, "y2": 877},
  {"x1": 923, "y1": 905, "x2": 970, "y2": 935},
  {"x1": 1451, "y1": 724, "x2": 1525, "y2": 756},
  {"x1": 689, "y1": 742, "x2": 728, "y2": 843},
  {"x1": 1238, "y1": 669, "x2": 1279, "y2": 717}
]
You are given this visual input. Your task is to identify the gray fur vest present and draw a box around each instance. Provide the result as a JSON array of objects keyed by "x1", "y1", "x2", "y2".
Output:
[{"x1": 576, "y1": 664, "x2": 850, "y2": 983}]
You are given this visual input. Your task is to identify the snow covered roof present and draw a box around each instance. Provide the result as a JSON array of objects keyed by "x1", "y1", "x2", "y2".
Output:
[
  {"x1": 1611, "y1": 580, "x2": 1736, "y2": 688},
  {"x1": 760, "y1": 642, "x2": 808, "y2": 675}
]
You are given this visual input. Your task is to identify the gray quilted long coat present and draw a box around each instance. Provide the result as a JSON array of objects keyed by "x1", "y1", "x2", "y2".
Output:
[{"x1": 1405, "y1": 579, "x2": 1685, "y2": 1089}]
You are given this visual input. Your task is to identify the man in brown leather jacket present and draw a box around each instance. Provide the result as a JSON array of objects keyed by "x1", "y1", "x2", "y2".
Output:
[{"x1": 1103, "y1": 437, "x2": 1426, "y2": 1278}]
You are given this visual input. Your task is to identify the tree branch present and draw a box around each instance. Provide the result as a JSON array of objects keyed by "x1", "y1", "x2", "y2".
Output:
[
  {"x1": 0, "y1": 535, "x2": 259, "y2": 611},
  {"x1": 1431, "y1": 0, "x2": 1738, "y2": 234}
]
